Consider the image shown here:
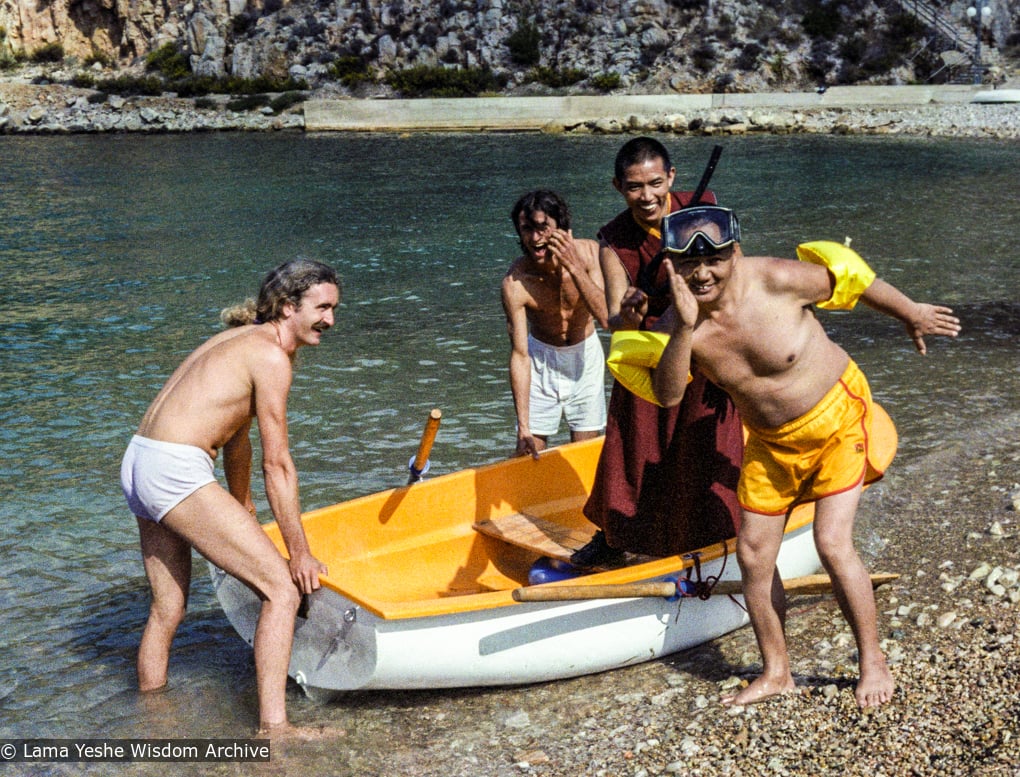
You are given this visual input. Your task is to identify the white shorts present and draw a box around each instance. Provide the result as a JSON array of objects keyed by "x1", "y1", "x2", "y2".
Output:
[
  {"x1": 528, "y1": 331, "x2": 607, "y2": 436},
  {"x1": 121, "y1": 435, "x2": 217, "y2": 523}
]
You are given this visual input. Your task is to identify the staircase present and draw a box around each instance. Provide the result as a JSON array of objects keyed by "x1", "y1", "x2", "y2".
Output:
[{"x1": 889, "y1": 0, "x2": 1001, "y2": 83}]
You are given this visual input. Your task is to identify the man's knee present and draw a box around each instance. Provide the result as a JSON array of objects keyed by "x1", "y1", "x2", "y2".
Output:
[
  {"x1": 149, "y1": 597, "x2": 187, "y2": 632},
  {"x1": 262, "y1": 575, "x2": 302, "y2": 612}
]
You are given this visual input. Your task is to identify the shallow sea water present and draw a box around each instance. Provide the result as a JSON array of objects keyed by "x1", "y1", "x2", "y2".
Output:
[{"x1": 0, "y1": 132, "x2": 1017, "y2": 772}]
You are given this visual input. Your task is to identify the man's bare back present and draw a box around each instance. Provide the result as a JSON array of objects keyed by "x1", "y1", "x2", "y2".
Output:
[{"x1": 138, "y1": 325, "x2": 290, "y2": 458}]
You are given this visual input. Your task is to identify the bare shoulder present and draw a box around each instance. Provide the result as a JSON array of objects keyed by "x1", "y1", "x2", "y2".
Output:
[
  {"x1": 747, "y1": 255, "x2": 826, "y2": 296},
  {"x1": 576, "y1": 237, "x2": 601, "y2": 263},
  {"x1": 214, "y1": 326, "x2": 291, "y2": 375}
]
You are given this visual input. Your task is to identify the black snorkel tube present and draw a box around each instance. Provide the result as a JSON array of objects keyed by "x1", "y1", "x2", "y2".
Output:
[{"x1": 636, "y1": 144, "x2": 724, "y2": 297}]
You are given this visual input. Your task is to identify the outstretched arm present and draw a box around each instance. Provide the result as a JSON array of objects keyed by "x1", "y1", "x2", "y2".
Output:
[{"x1": 861, "y1": 278, "x2": 961, "y2": 355}]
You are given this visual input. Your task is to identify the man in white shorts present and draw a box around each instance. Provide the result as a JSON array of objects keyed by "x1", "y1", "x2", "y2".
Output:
[
  {"x1": 120, "y1": 259, "x2": 339, "y2": 737},
  {"x1": 502, "y1": 190, "x2": 609, "y2": 458}
]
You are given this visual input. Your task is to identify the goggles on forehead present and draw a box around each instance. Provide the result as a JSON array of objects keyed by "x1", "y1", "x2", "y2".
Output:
[{"x1": 660, "y1": 206, "x2": 741, "y2": 257}]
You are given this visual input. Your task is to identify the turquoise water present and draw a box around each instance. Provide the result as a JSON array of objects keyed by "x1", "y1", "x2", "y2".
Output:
[{"x1": 0, "y1": 132, "x2": 1018, "y2": 752}]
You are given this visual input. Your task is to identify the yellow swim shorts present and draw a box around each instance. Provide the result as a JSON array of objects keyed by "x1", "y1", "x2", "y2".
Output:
[{"x1": 738, "y1": 360, "x2": 885, "y2": 516}]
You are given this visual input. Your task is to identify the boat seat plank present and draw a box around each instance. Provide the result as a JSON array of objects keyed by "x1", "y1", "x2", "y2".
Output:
[
  {"x1": 473, "y1": 513, "x2": 590, "y2": 562},
  {"x1": 473, "y1": 513, "x2": 661, "y2": 570}
]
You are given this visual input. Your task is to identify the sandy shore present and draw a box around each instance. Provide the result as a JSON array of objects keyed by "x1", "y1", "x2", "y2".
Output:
[{"x1": 242, "y1": 412, "x2": 1020, "y2": 777}]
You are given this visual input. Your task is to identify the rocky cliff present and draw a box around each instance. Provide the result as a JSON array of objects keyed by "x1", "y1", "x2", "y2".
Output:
[{"x1": 1, "y1": 0, "x2": 1017, "y2": 93}]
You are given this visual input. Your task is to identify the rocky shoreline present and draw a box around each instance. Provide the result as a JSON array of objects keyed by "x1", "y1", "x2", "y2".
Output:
[{"x1": 2, "y1": 75, "x2": 1019, "y2": 138}]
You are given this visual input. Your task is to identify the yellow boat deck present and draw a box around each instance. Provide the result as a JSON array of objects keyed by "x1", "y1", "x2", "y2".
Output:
[
  {"x1": 260, "y1": 403, "x2": 895, "y2": 621},
  {"x1": 260, "y1": 439, "x2": 740, "y2": 620}
]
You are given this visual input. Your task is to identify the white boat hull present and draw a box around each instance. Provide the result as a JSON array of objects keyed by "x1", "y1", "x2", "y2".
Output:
[{"x1": 210, "y1": 520, "x2": 818, "y2": 697}]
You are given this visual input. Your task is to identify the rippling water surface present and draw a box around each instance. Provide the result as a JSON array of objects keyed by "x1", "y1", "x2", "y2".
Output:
[{"x1": 0, "y1": 132, "x2": 1017, "y2": 749}]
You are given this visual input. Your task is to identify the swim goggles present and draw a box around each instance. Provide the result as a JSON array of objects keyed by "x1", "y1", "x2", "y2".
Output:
[
  {"x1": 660, "y1": 206, "x2": 741, "y2": 257},
  {"x1": 636, "y1": 205, "x2": 741, "y2": 297}
]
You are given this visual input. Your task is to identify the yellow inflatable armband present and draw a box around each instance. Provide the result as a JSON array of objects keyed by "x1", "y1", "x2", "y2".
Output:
[
  {"x1": 796, "y1": 240, "x2": 876, "y2": 310},
  {"x1": 607, "y1": 331, "x2": 689, "y2": 406}
]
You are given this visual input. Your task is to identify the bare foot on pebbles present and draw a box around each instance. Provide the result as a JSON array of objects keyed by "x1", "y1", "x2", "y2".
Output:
[{"x1": 721, "y1": 673, "x2": 797, "y2": 707}]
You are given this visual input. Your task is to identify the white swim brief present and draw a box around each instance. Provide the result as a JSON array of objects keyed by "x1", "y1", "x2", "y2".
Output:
[
  {"x1": 121, "y1": 435, "x2": 217, "y2": 523},
  {"x1": 527, "y1": 331, "x2": 607, "y2": 436}
]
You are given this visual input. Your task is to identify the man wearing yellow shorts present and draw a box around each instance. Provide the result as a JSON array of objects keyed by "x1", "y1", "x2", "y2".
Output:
[
  {"x1": 739, "y1": 359, "x2": 884, "y2": 516},
  {"x1": 628, "y1": 205, "x2": 960, "y2": 709}
]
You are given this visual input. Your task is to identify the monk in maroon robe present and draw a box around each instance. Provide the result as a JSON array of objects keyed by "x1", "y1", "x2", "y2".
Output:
[{"x1": 577, "y1": 139, "x2": 743, "y2": 562}]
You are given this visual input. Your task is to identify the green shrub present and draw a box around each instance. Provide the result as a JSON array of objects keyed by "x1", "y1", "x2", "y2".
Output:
[
  {"x1": 736, "y1": 42, "x2": 763, "y2": 71},
  {"x1": 269, "y1": 90, "x2": 305, "y2": 112},
  {"x1": 590, "y1": 72, "x2": 621, "y2": 92},
  {"x1": 330, "y1": 55, "x2": 372, "y2": 87},
  {"x1": 93, "y1": 74, "x2": 167, "y2": 95},
  {"x1": 83, "y1": 48, "x2": 114, "y2": 69},
  {"x1": 801, "y1": 1, "x2": 843, "y2": 40},
  {"x1": 385, "y1": 65, "x2": 506, "y2": 97},
  {"x1": 29, "y1": 42, "x2": 64, "y2": 63},
  {"x1": 507, "y1": 18, "x2": 541, "y2": 66},
  {"x1": 227, "y1": 94, "x2": 271, "y2": 112},
  {"x1": 145, "y1": 43, "x2": 190, "y2": 79},
  {"x1": 90, "y1": 72, "x2": 307, "y2": 98},
  {"x1": 529, "y1": 66, "x2": 586, "y2": 88},
  {"x1": 769, "y1": 52, "x2": 790, "y2": 85},
  {"x1": 691, "y1": 42, "x2": 717, "y2": 72}
]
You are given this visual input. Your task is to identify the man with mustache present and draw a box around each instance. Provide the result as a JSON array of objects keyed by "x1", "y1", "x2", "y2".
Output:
[
  {"x1": 502, "y1": 189, "x2": 609, "y2": 459},
  {"x1": 120, "y1": 259, "x2": 339, "y2": 736}
]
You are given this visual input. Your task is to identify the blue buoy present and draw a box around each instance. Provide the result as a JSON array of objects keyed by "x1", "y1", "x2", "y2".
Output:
[{"x1": 527, "y1": 556, "x2": 589, "y2": 585}]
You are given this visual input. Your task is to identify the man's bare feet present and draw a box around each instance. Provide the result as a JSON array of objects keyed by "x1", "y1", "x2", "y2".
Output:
[
  {"x1": 720, "y1": 672, "x2": 797, "y2": 707},
  {"x1": 855, "y1": 657, "x2": 895, "y2": 708},
  {"x1": 254, "y1": 722, "x2": 345, "y2": 741}
]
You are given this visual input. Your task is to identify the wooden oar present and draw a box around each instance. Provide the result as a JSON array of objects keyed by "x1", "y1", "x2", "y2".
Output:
[
  {"x1": 407, "y1": 408, "x2": 442, "y2": 484},
  {"x1": 512, "y1": 572, "x2": 899, "y2": 602}
]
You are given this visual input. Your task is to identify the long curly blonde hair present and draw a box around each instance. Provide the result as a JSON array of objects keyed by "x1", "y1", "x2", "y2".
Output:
[{"x1": 220, "y1": 260, "x2": 341, "y2": 328}]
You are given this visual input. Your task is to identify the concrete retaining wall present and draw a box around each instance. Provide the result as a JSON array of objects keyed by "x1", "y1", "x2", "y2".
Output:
[{"x1": 304, "y1": 85, "x2": 982, "y2": 132}]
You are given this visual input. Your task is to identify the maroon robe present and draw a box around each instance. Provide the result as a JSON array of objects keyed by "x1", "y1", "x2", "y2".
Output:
[{"x1": 582, "y1": 191, "x2": 744, "y2": 556}]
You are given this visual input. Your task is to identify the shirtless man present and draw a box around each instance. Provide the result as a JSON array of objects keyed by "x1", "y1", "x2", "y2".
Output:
[
  {"x1": 120, "y1": 259, "x2": 340, "y2": 736},
  {"x1": 642, "y1": 206, "x2": 960, "y2": 708},
  {"x1": 502, "y1": 190, "x2": 609, "y2": 459}
]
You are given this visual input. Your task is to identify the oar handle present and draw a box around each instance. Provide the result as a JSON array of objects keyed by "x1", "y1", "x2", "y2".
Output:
[
  {"x1": 408, "y1": 408, "x2": 442, "y2": 482},
  {"x1": 513, "y1": 582, "x2": 676, "y2": 602}
]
